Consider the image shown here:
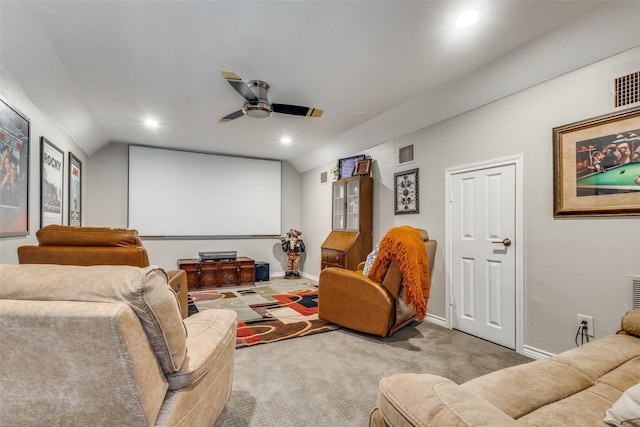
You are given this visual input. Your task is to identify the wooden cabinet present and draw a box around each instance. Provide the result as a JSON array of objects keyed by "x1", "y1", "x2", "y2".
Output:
[
  {"x1": 321, "y1": 176, "x2": 373, "y2": 270},
  {"x1": 178, "y1": 257, "x2": 255, "y2": 290}
]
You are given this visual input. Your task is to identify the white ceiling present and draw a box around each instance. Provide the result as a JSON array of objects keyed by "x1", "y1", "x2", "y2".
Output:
[{"x1": 1, "y1": 1, "x2": 639, "y2": 172}]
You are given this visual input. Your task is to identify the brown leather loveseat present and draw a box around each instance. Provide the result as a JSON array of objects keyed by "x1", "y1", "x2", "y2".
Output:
[{"x1": 18, "y1": 225, "x2": 189, "y2": 318}]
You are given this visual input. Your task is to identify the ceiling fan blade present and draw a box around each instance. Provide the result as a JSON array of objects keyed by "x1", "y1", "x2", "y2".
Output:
[
  {"x1": 217, "y1": 110, "x2": 245, "y2": 123},
  {"x1": 272, "y1": 104, "x2": 323, "y2": 118},
  {"x1": 220, "y1": 70, "x2": 259, "y2": 102}
]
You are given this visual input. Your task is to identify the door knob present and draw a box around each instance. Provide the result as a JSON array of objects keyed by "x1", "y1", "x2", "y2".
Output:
[{"x1": 490, "y1": 238, "x2": 512, "y2": 247}]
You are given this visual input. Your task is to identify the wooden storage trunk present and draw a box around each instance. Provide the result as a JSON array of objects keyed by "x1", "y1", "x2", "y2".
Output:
[{"x1": 178, "y1": 257, "x2": 255, "y2": 289}]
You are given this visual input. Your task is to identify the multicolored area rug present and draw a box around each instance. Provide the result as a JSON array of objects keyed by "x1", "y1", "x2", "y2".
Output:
[{"x1": 190, "y1": 281, "x2": 339, "y2": 348}]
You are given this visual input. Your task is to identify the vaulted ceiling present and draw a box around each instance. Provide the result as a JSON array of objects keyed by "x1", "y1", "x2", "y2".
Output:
[{"x1": 2, "y1": 1, "x2": 639, "y2": 172}]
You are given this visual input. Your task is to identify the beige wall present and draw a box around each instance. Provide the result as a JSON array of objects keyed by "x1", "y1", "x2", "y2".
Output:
[
  {"x1": 301, "y1": 46, "x2": 640, "y2": 356},
  {"x1": 0, "y1": 69, "x2": 88, "y2": 264}
]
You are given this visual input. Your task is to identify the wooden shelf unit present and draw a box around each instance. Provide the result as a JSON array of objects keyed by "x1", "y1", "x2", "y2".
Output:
[{"x1": 321, "y1": 176, "x2": 373, "y2": 270}]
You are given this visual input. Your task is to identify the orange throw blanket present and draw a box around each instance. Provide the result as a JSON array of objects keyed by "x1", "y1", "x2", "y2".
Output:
[{"x1": 367, "y1": 226, "x2": 430, "y2": 320}]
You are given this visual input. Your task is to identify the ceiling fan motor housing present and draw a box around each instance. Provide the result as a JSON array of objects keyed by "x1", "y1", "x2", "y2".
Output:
[
  {"x1": 218, "y1": 71, "x2": 322, "y2": 122},
  {"x1": 243, "y1": 80, "x2": 273, "y2": 118}
]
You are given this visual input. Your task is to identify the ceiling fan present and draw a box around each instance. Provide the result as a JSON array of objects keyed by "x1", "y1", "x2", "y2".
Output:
[{"x1": 217, "y1": 70, "x2": 323, "y2": 123}]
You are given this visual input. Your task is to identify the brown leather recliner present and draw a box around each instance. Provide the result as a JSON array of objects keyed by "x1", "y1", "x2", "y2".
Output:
[
  {"x1": 318, "y1": 228, "x2": 436, "y2": 337},
  {"x1": 17, "y1": 225, "x2": 189, "y2": 318}
]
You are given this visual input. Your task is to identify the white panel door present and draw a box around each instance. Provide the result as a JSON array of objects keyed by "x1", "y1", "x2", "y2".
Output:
[{"x1": 450, "y1": 163, "x2": 516, "y2": 349}]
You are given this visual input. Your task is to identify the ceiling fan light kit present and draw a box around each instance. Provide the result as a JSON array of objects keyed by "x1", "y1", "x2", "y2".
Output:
[{"x1": 218, "y1": 70, "x2": 323, "y2": 123}]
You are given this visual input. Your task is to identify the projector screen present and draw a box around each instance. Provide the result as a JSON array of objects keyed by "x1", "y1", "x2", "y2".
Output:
[{"x1": 128, "y1": 145, "x2": 281, "y2": 237}]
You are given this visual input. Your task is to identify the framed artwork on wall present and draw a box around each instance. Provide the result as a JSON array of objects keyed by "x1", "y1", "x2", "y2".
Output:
[
  {"x1": 40, "y1": 137, "x2": 64, "y2": 227},
  {"x1": 68, "y1": 152, "x2": 82, "y2": 227},
  {"x1": 338, "y1": 155, "x2": 365, "y2": 179},
  {"x1": 394, "y1": 168, "x2": 419, "y2": 215},
  {"x1": 553, "y1": 107, "x2": 640, "y2": 217},
  {"x1": 0, "y1": 97, "x2": 30, "y2": 237}
]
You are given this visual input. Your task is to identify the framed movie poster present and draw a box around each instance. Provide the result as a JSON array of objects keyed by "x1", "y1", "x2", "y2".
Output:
[
  {"x1": 553, "y1": 107, "x2": 640, "y2": 217},
  {"x1": 68, "y1": 152, "x2": 82, "y2": 226},
  {"x1": 0, "y1": 97, "x2": 30, "y2": 237},
  {"x1": 394, "y1": 168, "x2": 419, "y2": 215},
  {"x1": 40, "y1": 137, "x2": 64, "y2": 227}
]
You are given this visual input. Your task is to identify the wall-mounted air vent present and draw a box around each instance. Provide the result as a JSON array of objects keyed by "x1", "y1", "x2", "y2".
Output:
[
  {"x1": 615, "y1": 71, "x2": 640, "y2": 107},
  {"x1": 320, "y1": 171, "x2": 328, "y2": 184},
  {"x1": 398, "y1": 144, "x2": 415, "y2": 165},
  {"x1": 629, "y1": 274, "x2": 640, "y2": 310}
]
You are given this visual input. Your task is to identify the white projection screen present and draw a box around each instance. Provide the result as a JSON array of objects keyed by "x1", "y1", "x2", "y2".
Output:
[{"x1": 128, "y1": 145, "x2": 281, "y2": 237}]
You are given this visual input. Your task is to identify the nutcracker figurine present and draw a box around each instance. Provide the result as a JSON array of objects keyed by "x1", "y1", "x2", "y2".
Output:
[{"x1": 280, "y1": 229, "x2": 305, "y2": 278}]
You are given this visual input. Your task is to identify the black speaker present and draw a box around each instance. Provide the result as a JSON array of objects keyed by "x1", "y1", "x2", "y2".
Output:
[{"x1": 255, "y1": 261, "x2": 270, "y2": 282}]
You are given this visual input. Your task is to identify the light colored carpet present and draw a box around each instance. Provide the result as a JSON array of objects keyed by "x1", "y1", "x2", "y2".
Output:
[{"x1": 213, "y1": 278, "x2": 532, "y2": 427}]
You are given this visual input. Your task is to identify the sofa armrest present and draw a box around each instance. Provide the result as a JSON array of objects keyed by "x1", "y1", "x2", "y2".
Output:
[
  {"x1": 374, "y1": 373, "x2": 519, "y2": 427},
  {"x1": 167, "y1": 308, "x2": 237, "y2": 390},
  {"x1": 168, "y1": 270, "x2": 188, "y2": 319}
]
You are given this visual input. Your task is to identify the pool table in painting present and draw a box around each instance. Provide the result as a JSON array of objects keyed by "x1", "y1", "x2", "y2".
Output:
[{"x1": 577, "y1": 162, "x2": 640, "y2": 195}]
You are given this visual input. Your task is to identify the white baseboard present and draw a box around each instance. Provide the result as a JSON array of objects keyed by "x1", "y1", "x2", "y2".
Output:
[
  {"x1": 302, "y1": 272, "x2": 319, "y2": 282},
  {"x1": 523, "y1": 345, "x2": 555, "y2": 360},
  {"x1": 425, "y1": 313, "x2": 446, "y2": 327},
  {"x1": 269, "y1": 271, "x2": 319, "y2": 282},
  {"x1": 423, "y1": 317, "x2": 555, "y2": 360}
]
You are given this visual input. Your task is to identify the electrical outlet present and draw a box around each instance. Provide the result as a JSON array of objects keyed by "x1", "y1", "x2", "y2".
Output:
[{"x1": 577, "y1": 314, "x2": 594, "y2": 337}]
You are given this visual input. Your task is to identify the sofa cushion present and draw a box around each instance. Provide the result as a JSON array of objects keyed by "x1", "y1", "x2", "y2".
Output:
[
  {"x1": 552, "y1": 334, "x2": 640, "y2": 383},
  {"x1": 463, "y1": 358, "x2": 594, "y2": 419},
  {"x1": 517, "y1": 382, "x2": 623, "y2": 427},
  {"x1": 597, "y1": 356, "x2": 640, "y2": 393},
  {"x1": 604, "y1": 382, "x2": 640, "y2": 427},
  {"x1": 0, "y1": 264, "x2": 186, "y2": 374},
  {"x1": 36, "y1": 224, "x2": 143, "y2": 247}
]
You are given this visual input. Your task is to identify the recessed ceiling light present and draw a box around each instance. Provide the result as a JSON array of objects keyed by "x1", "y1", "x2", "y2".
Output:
[
  {"x1": 143, "y1": 118, "x2": 159, "y2": 128},
  {"x1": 281, "y1": 136, "x2": 292, "y2": 145},
  {"x1": 456, "y1": 10, "x2": 479, "y2": 28}
]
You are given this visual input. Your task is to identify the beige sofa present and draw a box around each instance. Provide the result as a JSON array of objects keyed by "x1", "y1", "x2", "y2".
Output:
[
  {"x1": 0, "y1": 264, "x2": 237, "y2": 426},
  {"x1": 371, "y1": 308, "x2": 640, "y2": 426}
]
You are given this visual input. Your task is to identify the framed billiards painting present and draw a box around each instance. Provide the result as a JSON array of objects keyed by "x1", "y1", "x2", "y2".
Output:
[{"x1": 553, "y1": 107, "x2": 640, "y2": 217}]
